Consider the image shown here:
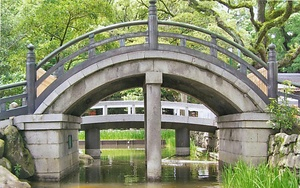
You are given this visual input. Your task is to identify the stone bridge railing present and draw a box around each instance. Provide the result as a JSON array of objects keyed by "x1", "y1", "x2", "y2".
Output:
[{"x1": 0, "y1": 0, "x2": 295, "y2": 120}]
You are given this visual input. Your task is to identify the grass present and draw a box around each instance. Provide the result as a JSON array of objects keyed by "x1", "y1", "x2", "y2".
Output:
[
  {"x1": 79, "y1": 129, "x2": 198, "y2": 156},
  {"x1": 222, "y1": 160, "x2": 299, "y2": 188},
  {"x1": 79, "y1": 129, "x2": 176, "y2": 144}
]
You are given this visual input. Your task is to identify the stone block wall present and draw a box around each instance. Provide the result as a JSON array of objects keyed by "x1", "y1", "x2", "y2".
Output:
[
  {"x1": 268, "y1": 133, "x2": 300, "y2": 169},
  {"x1": 191, "y1": 131, "x2": 219, "y2": 152},
  {"x1": 13, "y1": 114, "x2": 81, "y2": 181},
  {"x1": 218, "y1": 113, "x2": 274, "y2": 166}
]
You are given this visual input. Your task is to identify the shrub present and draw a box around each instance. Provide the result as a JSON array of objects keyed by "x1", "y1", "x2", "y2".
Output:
[{"x1": 267, "y1": 80, "x2": 300, "y2": 134}]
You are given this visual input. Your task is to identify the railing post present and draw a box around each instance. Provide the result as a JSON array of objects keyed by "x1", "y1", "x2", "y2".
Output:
[
  {"x1": 148, "y1": 0, "x2": 158, "y2": 50},
  {"x1": 120, "y1": 38, "x2": 126, "y2": 47},
  {"x1": 267, "y1": 43, "x2": 278, "y2": 99},
  {"x1": 26, "y1": 44, "x2": 36, "y2": 114},
  {"x1": 132, "y1": 104, "x2": 136, "y2": 114},
  {"x1": 0, "y1": 103, "x2": 5, "y2": 113},
  {"x1": 127, "y1": 106, "x2": 131, "y2": 114},
  {"x1": 180, "y1": 38, "x2": 186, "y2": 47},
  {"x1": 103, "y1": 105, "x2": 107, "y2": 116},
  {"x1": 239, "y1": 64, "x2": 247, "y2": 75},
  {"x1": 210, "y1": 35, "x2": 217, "y2": 57},
  {"x1": 88, "y1": 34, "x2": 96, "y2": 58}
]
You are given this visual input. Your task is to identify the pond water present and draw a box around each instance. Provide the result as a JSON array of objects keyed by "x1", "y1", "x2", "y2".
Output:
[{"x1": 31, "y1": 149, "x2": 220, "y2": 188}]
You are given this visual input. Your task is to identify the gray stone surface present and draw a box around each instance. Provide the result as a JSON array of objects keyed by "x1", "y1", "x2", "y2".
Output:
[
  {"x1": 0, "y1": 139, "x2": 4, "y2": 158},
  {"x1": 268, "y1": 135, "x2": 275, "y2": 155},
  {"x1": 145, "y1": 72, "x2": 162, "y2": 180},
  {"x1": 16, "y1": 115, "x2": 80, "y2": 181},
  {"x1": 79, "y1": 153, "x2": 94, "y2": 166},
  {"x1": 218, "y1": 113, "x2": 274, "y2": 166},
  {"x1": 4, "y1": 125, "x2": 35, "y2": 179},
  {"x1": 268, "y1": 133, "x2": 300, "y2": 170},
  {"x1": 0, "y1": 157, "x2": 12, "y2": 172},
  {"x1": 294, "y1": 135, "x2": 300, "y2": 154},
  {"x1": 0, "y1": 166, "x2": 31, "y2": 188},
  {"x1": 0, "y1": 128, "x2": 4, "y2": 139},
  {"x1": 34, "y1": 50, "x2": 266, "y2": 117}
]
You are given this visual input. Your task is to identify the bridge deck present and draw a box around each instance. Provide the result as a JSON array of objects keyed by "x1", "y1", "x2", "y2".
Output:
[
  {"x1": 81, "y1": 114, "x2": 217, "y2": 132},
  {"x1": 81, "y1": 101, "x2": 217, "y2": 132}
]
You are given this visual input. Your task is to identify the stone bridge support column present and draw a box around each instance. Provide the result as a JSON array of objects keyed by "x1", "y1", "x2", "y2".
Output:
[
  {"x1": 176, "y1": 128, "x2": 190, "y2": 156},
  {"x1": 13, "y1": 114, "x2": 81, "y2": 181},
  {"x1": 144, "y1": 72, "x2": 162, "y2": 181},
  {"x1": 85, "y1": 128, "x2": 100, "y2": 159},
  {"x1": 218, "y1": 113, "x2": 275, "y2": 166}
]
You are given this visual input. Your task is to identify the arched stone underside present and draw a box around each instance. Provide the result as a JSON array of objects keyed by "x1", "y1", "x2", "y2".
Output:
[{"x1": 35, "y1": 47, "x2": 268, "y2": 117}]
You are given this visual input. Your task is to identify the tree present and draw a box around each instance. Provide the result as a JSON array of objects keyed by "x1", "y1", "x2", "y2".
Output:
[
  {"x1": 1, "y1": 0, "x2": 115, "y2": 78},
  {"x1": 0, "y1": 0, "x2": 26, "y2": 84},
  {"x1": 186, "y1": 0, "x2": 300, "y2": 71}
]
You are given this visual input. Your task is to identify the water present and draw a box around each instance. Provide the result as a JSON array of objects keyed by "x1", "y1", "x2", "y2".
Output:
[{"x1": 31, "y1": 149, "x2": 220, "y2": 188}]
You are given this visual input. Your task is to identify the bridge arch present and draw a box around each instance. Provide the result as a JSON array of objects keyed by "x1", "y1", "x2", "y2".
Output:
[
  {"x1": 35, "y1": 46, "x2": 267, "y2": 117},
  {"x1": 0, "y1": 0, "x2": 280, "y2": 180}
]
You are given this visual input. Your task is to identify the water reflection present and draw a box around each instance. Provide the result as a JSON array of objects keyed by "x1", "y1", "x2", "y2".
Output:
[{"x1": 31, "y1": 149, "x2": 220, "y2": 188}]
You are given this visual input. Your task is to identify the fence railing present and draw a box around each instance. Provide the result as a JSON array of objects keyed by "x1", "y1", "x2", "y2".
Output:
[
  {"x1": 88, "y1": 100, "x2": 215, "y2": 119},
  {"x1": 277, "y1": 80, "x2": 300, "y2": 107}
]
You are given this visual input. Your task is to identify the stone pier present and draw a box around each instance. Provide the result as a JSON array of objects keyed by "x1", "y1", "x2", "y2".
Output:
[
  {"x1": 175, "y1": 128, "x2": 190, "y2": 156},
  {"x1": 13, "y1": 114, "x2": 81, "y2": 181},
  {"x1": 85, "y1": 128, "x2": 101, "y2": 159},
  {"x1": 218, "y1": 112, "x2": 274, "y2": 166},
  {"x1": 144, "y1": 72, "x2": 162, "y2": 180}
]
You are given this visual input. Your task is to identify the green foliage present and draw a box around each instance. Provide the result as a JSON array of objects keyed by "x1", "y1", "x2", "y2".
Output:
[
  {"x1": 222, "y1": 161, "x2": 299, "y2": 188},
  {"x1": 120, "y1": 88, "x2": 144, "y2": 101},
  {"x1": 1, "y1": 0, "x2": 116, "y2": 84},
  {"x1": 0, "y1": 0, "x2": 26, "y2": 84},
  {"x1": 78, "y1": 129, "x2": 176, "y2": 147},
  {"x1": 188, "y1": 0, "x2": 300, "y2": 69},
  {"x1": 266, "y1": 81, "x2": 300, "y2": 132},
  {"x1": 2, "y1": 0, "x2": 300, "y2": 88},
  {"x1": 271, "y1": 13, "x2": 300, "y2": 73},
  {"x1": 101, "y1": 129, "x2": 145, "y2": 140},
  {"x1": 13, "y1": 163, "x2": 22, "y2": 177}
]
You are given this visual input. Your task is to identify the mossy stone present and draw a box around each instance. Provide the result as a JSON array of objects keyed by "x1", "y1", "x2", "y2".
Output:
[
  {"x1": 0, "y1": 139, "x2": 4, "y2": 158},
  {"x1": 4, "y1": 125, "x2": 35, "y2": 179}
]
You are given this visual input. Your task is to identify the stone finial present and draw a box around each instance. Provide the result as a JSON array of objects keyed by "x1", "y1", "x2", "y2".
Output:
[
  {"x1": 27, "y1": 43, "x2": 35, "y2": 61},
  {"x1": 89, "y1": 33, "x2": 95, "y2": 39},
  {"x1": 268, "y1": 43, "x2": 276, "y2": 62},
  {"x1": 268, "y1": 43, "x2": 276, "y2": 50},
  {"x1": 26, "y1": 44, "x2": 36, "y2": 63},
  {"x1": 27, "y1": 43, "x2": 35, "y2": 51},
  {"x1": 149, "y1": 0, "x2": 157, "y2": 4},
  {"x1": 149, "y1": 0, "x2": 157, "y2": 16}
]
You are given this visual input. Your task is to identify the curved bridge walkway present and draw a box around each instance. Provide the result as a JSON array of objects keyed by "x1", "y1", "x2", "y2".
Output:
[{"x1": 0, "y1": 0, "x2": 300, "y2": 181}]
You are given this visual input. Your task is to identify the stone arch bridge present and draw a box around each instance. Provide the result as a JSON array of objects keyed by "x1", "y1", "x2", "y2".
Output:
[{"x1": 1, "y1": 0, "x2": 298, "y2": 182}]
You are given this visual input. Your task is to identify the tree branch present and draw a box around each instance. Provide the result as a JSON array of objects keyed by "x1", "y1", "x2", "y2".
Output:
[
  {"x1": 158, "y1": 0, "x2": 175, "y2": 17},
  {"x1": 249, "y1": 6, "x2": 260, "y2": 31},
  {"x1": 215, "y1": 16, "x2": 244, "y2": 46},
  {"x1": 254, "y1": 1, "x2": 293, "y2": 48},
  {"x1": 61, "y1": 13, "x2": 72, "y2": 47},
  {"x1": 278, "y1": 46, "x2": 300, "y2": 68},
  {"x1": 213, "y1": 0, "x2": 253, "y2": 9},
  {"x1": 187, "y1": 0, "x2": 244, "y2": 46}
]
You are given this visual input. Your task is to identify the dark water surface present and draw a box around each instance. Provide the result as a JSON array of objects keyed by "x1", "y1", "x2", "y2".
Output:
[{"x1": 31, "y1": 149, "x2": 220, "y2": 188}]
